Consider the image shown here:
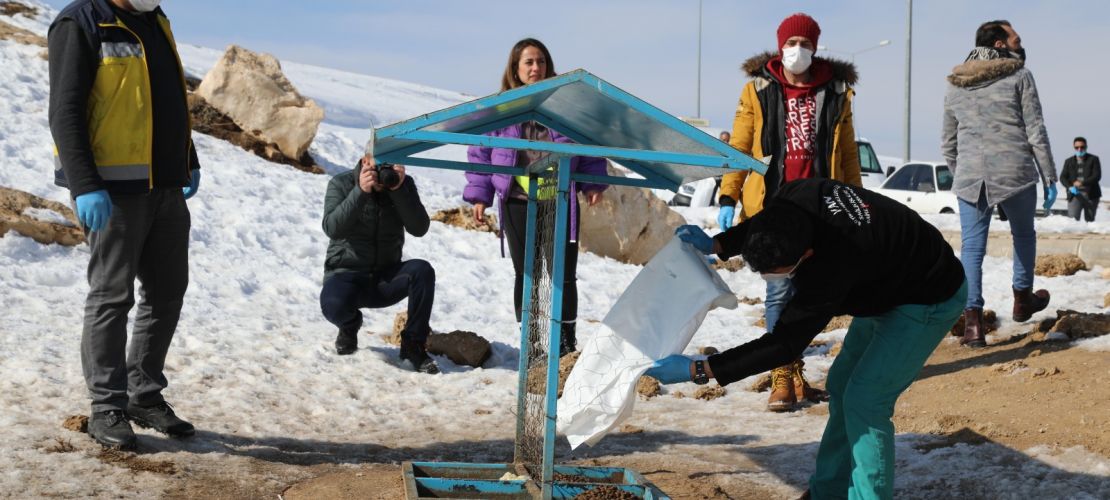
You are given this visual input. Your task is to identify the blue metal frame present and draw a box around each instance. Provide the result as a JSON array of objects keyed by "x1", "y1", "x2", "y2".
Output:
[
  {"x1": 372, "y1": 70, "x2": 767, "y2": 193},
  {"x1": 403, "y1": 462, "x2": 671, "y2": 499},
  {"x1": 396, "y1": 130, "x2": 747, "y2": 175},
  {"x1": 540, "y1": 157, "x2": 573, "y2": 497},
  {"x1": 395, "y1": 156, "x2": 673, "y2": 190},
  {"x1": 529, "y1": 112, "x2": 675, "y2": 192},
  {"x1": 376, "y1": 69, "x2": 772, "y2": 500}
]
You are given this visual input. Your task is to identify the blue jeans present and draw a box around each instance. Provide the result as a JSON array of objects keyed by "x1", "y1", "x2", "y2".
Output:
[
  {"x1": 810, "y1": 281, "x2": 967, "y2": 500},
  {"x1": 958, "y1": 186, "x2": 1036, "y2": 309},
  {"x1": 764, "y1": 277, "x2": 795, "y2": 331}
]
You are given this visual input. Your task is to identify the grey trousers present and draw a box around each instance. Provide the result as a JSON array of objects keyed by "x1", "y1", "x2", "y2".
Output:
[
  {"x1": 1067, "y1": 194, "x2": 1098, "y2": 222},
  {"x1": 81, "y1": 189, "x2": 190, "y2": 412}
]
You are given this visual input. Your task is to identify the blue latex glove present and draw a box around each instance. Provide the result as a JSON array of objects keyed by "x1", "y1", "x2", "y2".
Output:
[
  {"x1": 75, "y1": 189, "x2": 112, "y2": 232},
  {"x1": 717, "y1": 205, "x2": 735, "y2": 230},
  {"x1": 675, "y1": 224, "x2": 714, "y2": 254},
  {"x1": 1068, "y1": 186, "x2": 1079, "y2": 196},
  {"x1": 644, "y1": 354, "x2": 694, "y2": 384},
  {"x1": 183, "y1": 170, "x2": 201, "y2": 200},
  {"x1": 1042, "y1": 184, "x2": 1057, "y2": 211}
]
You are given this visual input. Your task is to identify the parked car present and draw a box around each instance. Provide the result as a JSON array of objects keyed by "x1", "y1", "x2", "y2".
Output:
[
  {"x1": 875, "y1": 162, "x2": 959, "y2": 214},
  {"x1": 855, "y1": 139, "x2": 888, "y2": 191},
  {"x1": 664, "y1": 140, "x2": 887, "y2": 206}
]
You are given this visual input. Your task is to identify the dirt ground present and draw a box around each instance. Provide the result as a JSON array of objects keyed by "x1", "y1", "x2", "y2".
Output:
[
  {"x1": 43, "y1": 324, "x2": 1106, "y2": 499},
  {"x1": 278, "y1": 326, "x2": 1110, "y2": 499},
  {"x1": 891, "y1": 327, "x2": 1110, "y2": 457}
]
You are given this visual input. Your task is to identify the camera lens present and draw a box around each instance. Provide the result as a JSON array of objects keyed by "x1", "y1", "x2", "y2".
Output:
[{"x1": 377, "y1": 164, "x2": 401, "y2": 188}]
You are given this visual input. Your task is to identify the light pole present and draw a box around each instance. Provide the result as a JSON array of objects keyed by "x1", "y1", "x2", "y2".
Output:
[
  {"x1": 904, "y1": 0, "x2": 913, "y2": 162},
  {"x1": 696, "y1": 0, "x2": 702, "y2": 119},
  {"x1": 818, "y1": 40, "x2": 891, "y2": 136}
]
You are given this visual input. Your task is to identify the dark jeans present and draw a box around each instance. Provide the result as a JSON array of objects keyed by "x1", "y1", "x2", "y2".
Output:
[
  {"x1": 80, "y1": 189, "x2": 191, "y2": 412},
  {"x1": 319, "y1": 260, "x2": 435, "y2": 343},
  {"x1": 503, "y1": 199, "x2": 578, "y2": 341}
]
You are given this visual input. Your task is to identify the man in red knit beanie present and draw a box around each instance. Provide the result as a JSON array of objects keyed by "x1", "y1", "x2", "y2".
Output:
[{"x1": 716, "y1": 11, "x2": 862, "y2": 415}]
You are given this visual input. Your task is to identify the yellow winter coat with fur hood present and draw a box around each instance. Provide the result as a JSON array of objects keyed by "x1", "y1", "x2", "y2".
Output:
[{"x1": 720, "y1": 52, "x2": 862, "y2": 219}]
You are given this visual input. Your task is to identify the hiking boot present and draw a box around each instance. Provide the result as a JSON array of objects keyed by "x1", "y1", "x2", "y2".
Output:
[
  {"x1": 400, "y1": 340, "x2": 440, "y2": 374},
  {"x1": 88, "y1": 409, "x2": 136, "y2": 450},
  {"x1": 126, "y1": 402, "x2": 195, "y2": 438},
  {"x1": 1012, "y1": 287, "x2": 1050, "y2": 322},
  {"x1": 961, "y1": 307, "x2": 986, "y2": 348},
  {"x1": 767, "y1": 364, "x2": 798, "y2": 412},
  {"x1": 792, "y1": 359, "x2": 828, "y2": 403},
  {"x1": 335, "y1": 325, "x2": 359, "y2": 355}
]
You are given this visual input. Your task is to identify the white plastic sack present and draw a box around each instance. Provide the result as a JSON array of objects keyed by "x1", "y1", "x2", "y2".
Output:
[{"x1": 557, "y1": 236, "x2": 738, "y2": 449}]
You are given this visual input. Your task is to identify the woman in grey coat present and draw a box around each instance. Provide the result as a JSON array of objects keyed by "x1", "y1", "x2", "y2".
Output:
[{"x1": 941, "y1": 20, "x2": 1056, "y2": 347}]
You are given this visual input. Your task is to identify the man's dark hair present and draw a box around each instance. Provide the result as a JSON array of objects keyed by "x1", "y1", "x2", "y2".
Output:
[
  {"x1": 1074, "y1": 136, "x2": 1087, "y2": 145},
  {"x1": 975, "y1": 20, "x2": 1011, "y2": 48},
  {"x1": 740, "y1": 201, "x2": 812, "y2": 273}
]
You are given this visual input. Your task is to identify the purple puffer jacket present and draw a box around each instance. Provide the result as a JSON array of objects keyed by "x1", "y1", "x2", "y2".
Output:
[{"x1": 463, "y1": 123, "x2": 608, "y2": 251}]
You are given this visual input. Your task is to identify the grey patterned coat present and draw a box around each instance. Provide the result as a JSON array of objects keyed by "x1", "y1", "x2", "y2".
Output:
[{"x1": 941, "y1": 58, "x2": 1056, "y2": 206}]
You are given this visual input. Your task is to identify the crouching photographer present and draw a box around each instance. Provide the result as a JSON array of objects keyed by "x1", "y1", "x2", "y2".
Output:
[{"x1": 319, "y1": 155, "x2": 439, "y2": 373}]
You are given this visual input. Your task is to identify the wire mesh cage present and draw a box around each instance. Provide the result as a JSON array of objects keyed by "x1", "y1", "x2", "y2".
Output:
[{"x1": 515, "y1": 187, "x2": 559, "y2": 476}]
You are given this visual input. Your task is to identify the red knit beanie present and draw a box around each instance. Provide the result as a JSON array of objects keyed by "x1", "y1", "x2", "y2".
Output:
[{"x1": 777, "y1": 13, "x2": 821, "y2": 49}]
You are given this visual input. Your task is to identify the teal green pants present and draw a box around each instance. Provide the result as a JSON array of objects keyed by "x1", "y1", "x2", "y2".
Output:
[{"x1": 809, "y1": 281, "x2": 967, "y2": 500}]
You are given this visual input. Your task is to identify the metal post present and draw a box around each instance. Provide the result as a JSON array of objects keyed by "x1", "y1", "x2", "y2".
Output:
[
  {"x1": 512, "y1": 174, "x2": 541, "y2": 463},
  {"x1": 541, "y1": 157, "x2": 572, "y2": 499},
  {"x1": 696, "y1": 0, "x2": 702, "y2": 118},
  {"x1": 903, "y1": 0, "x2": 913, "y2": 162}
]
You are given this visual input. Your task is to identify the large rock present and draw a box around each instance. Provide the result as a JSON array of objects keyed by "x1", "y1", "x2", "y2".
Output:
[
  {"x1": 578, "y1": 165, "x2": 686, "y2": 265},
  {"x1": 196, "y1": 45, "x2": 324, "y2": 161},
  {"x1": 188, "y1": 93, "x2": 321, "y2": 173},
  {"x1": 0, "y1": 187, "x2": 84, "y2": 246},
  {"x1": 426, "y1": 330, "x2": 492, "y2": 368},
  {"x1": 386, "y1": 312, "x2": 492, "y2": 367}
]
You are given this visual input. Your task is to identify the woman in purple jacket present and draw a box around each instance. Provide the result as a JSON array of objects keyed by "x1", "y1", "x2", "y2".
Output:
[{"x1": 463, "y1": 38, "x2": 609, "y2": 356}]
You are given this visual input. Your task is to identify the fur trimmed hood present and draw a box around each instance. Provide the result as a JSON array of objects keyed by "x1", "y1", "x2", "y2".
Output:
[
  {"x1": 741, "y1": 51, "x2": 858, "y2": 85},
  {"x1": 947, "y1": 58, "x2": 1024, "y2": 88}
]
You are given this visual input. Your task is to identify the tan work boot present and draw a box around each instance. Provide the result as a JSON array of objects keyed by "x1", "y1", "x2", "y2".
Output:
[
  {"x1": 768, "y1": 364, "x2": 798, "y2": 412},
  {"x1": 792, "y1": 359, "x2": 829, "y2": 403}
]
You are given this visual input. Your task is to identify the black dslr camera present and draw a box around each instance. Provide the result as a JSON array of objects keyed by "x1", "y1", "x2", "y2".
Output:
[{"x1": 376, "y1": 162, "x2": 401, "y2": 189}]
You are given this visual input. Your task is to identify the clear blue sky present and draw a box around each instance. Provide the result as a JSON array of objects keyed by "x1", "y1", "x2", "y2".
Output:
[{"x1": 46, "y1": 0, "x2": 1106, "y2": 167}]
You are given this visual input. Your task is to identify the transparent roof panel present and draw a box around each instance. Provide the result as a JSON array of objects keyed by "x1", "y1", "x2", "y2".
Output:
[{"x1": 372, "y1": 70, "x2": 766, "y2": 189}]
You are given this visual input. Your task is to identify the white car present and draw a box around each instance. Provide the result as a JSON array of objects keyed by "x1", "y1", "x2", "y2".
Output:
[
  {"x1": 663, "y1": 140, "x2": 887, "y2": 206},
  {"x1": 875, "y1": 162, "x2": 959, "y2": 214},
  {"x1": 855, "y1": 139, "x2": 889, "y2": 191}
]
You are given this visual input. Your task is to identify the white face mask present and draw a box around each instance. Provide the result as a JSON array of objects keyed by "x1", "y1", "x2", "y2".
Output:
[
  {"x1": 781, "y1": 46, "x2": 814, "y2": 75},
  {"x1": 127, "y1": 0, "x2": 162, "y2": 12},
  {"x1": 759, "y1": 253, "x2": 807, "y2": 282}
]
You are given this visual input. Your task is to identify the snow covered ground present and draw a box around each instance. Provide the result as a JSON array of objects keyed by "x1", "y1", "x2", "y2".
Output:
[{"x1": 1, "y1": 2, "x2": 1107, "y2": 497}]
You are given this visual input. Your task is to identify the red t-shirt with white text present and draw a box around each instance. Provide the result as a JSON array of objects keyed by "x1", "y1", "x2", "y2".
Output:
[{"x1": 767, "y1": 58, "x2": 833, "y2": 182}]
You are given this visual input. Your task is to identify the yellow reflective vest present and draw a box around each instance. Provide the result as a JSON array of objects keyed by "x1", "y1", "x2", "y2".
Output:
[{"x1": 52, "y1": 2, "x2": 191, "y2": 191}]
